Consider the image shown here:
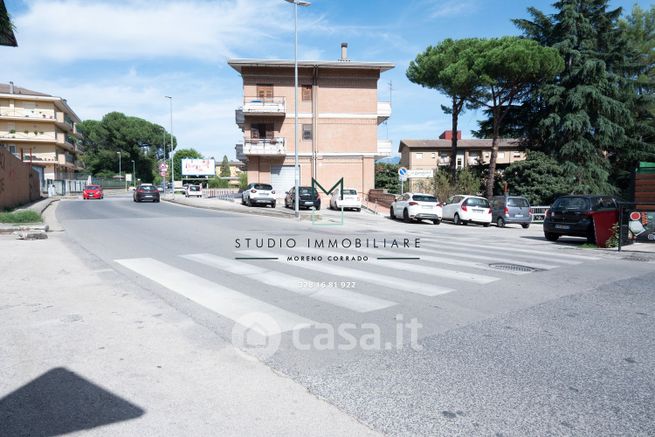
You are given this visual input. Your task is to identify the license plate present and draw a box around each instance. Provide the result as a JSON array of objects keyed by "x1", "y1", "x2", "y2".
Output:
[
  {"x1": 474, "y1": 208, "x2": 484, "y2": 213},
  {"x1": 422, "y1": 206, "x2": 432, "y2": 209},
  {"x1": 305, "y1": 201, "x2": 314, "y2": 205},
  {"x1": 555, "y1": 224, "x2": 570, "y2": 230},
  {"x1": 515, "y1": 214, "x2": 523, "y2": 218}
]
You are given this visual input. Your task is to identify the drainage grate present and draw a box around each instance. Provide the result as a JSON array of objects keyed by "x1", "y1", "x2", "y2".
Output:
[
  {"x1": 621, "y1": 256, "x2": 652, "y2": 263},
  {"x1": 488, "y1": 263, "x2": 542, "y2": 273}
]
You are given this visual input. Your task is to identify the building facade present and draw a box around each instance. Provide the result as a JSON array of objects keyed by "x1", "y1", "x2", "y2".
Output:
[
  {"x1": 399, "y1": 131, "x2": 526, "y2": 190},
  {"x1": 229, "y1": 46, "x2": 393, "y2": 197},
  {"x1": 0, "y1": 82, "x2": 83, "y2": 185}
]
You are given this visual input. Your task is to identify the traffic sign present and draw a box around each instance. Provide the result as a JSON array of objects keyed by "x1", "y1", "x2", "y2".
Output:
[
  {"x1": 159, "y1": 162, "x2": 168, "y2": 172},
  {"x1": 407, "y1": 169, "x2": 434, "y2": 178},
  {"x1": 398, "y1": 167, "x2": 407, "y2": 177},
  {"x1": 160, "y1": 170, "x2": 167, "y2": 177}
]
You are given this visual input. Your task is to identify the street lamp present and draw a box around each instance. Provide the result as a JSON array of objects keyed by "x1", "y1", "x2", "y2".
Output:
[
  {"x1": 164, "y1": 96, "x2": 174, "y2": 196},
  {"x1": 117, "y1": 151, "x2": 122, "y2": 190},
  {"x1": 284, "y1": 0, "x2": 311, "y2": 218},
  {"x1": 131, "y1": 159, "x2": 136, "y2": 187}
]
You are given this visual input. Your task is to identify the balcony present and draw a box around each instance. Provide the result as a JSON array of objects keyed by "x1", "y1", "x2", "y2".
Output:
[
  {"x1": 376, "y1": 139, "x2": 392, "y2": 156},
  {"x1": 0, "y1": 107, "x2": 56, "y2": 122},
  {"x1": 377, "y1": 101, "x2": 391, "y2": 124},
  {"x1": 241, "y1": 96, "x2": 286, "y2": 115},
  {"x1": 55, "y1": 111, "x2": 75, "y2": 132},
  {"x1": 243, "y1": 137, "x2": 286, "y2": 156},
  {"x1": 56, "y1": 132, "x2": 76, "y2": 151}
]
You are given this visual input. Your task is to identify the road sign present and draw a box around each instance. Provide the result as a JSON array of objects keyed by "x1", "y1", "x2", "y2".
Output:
[
  {"x1": 398, "y1": 167, "x2": 407, "y2": 177},
  {"x1": 406, "y1": 169, "x2": 434, "y2": 178},
  {"x1": 159, "y1": 162, "x2": 168, "y2": 172},
  {"x1": 160, "y1": 170, "x2": 167, "y2": 177}
]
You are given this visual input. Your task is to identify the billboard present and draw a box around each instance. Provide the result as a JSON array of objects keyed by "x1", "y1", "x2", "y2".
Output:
[{"x1": 181, "y1": 159, "x2": 215, "y2": 176}]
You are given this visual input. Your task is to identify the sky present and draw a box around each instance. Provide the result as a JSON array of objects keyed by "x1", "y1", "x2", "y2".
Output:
[{"x1": 3, "y1": 0, "x2": 651, "y2": 160}]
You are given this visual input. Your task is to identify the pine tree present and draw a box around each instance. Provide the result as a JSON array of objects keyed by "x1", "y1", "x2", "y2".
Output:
[{"x1": 220, "y1": 155, "x2": 231, "y2": 177}]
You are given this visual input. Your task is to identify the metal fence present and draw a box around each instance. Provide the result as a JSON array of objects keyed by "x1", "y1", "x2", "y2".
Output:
[
  {"x1": 45, "y1": 179, "x2": 86, "y2": 196},
  {"x1": 203, "y1": 188, "x2": 239, "y2": 200}
]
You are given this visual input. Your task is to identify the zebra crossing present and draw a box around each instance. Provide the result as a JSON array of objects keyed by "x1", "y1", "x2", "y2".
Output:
[{"x1": 115, "y1": 237, "x2": 601, "y2": 338}]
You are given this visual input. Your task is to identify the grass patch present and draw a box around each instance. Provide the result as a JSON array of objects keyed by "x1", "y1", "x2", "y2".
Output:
[
  {"x1": 0, "y1": 210, "x2": 42, "y2": 223},
  {"x1": 580, "y1": 243, "x2": 598, "y2": 249}
]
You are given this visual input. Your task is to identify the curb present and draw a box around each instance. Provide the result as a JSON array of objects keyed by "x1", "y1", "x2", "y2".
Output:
[
  {"x1": 16, "y1": 196, "x2": 60, "y2": 215},
  {"x1": 163, "y1": 198, "x2": 319, "y2": 221}
]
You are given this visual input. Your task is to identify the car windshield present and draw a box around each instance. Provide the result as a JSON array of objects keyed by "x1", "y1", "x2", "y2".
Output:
[
  {"x1": 85, "y1": 185, "x2": 100, "y2": 190},
  {"x1": 299, "y1": 187, "x2": 317, "y2": 196},
  {"x1": 412, "y1": 195, "x2": 437, "y2": 203},
  {"x1": 342, "y1": 189, "x2": 357, "y2": 196},
  {"x1": 189, "y1": 186, "x2": 200, "y2": 191},
  {"x1": 253, "y1": 184, "x2": 272, "y2": 190},
  {"x1": 554, "y1": 197, "x2": 590, "y2": 210},
  {"x1": 507, "y1": 198, "x2": 529, "y2": 207},
  {"x1": 465, "y1": 197, "x2": 490, "y2": 207}
]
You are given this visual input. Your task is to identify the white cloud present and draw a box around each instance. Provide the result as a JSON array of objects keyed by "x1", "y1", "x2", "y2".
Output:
[{"x1": 424, "y1": 0, "x2": 479, "y2": 18}]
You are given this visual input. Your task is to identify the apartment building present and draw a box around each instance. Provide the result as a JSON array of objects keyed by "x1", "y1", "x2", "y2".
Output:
[
  {"x1": 229, "y1": 44, "x2": 393, "y2": 197},
  {"x1": 0, "y1": 82, "x2": 83, "y2": 185},
  {"x1": 399, "y1": 130, "x2": 526, "y2": 189}
]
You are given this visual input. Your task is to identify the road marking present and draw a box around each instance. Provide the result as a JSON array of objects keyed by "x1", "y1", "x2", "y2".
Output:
[
  {"x1": 182, "y1": 253, "x2": 396, "y2": 313},
  {"x1": 240, "y1": 250, "x2": 455, "y2": 297},
  {"x1": 115, "y1": 258, "x2": 314, "y2": 336},
  {"x1": 421, "y1": 239, "x2": 599, "y2": 261},
  {"x1": 289, "y1": 247, "x2": 499, "y2": 285},
  {"x1": 406, "y1": 245, "x2": 564, "y2": 270}
]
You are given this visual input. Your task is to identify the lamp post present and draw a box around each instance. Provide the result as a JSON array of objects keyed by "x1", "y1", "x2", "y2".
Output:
[
  {"x1": 117, "y1": 151, "x2": 122, "y2": 190},
  {"x1": 164, "y1": 96, "x2": 174, "y2": 197},
  {"x1": 131, "y1": 159, "x2": 136, "y2": 187},
  {"x1": 284, "y1": 0, "x2": 311, "y2": 218}
]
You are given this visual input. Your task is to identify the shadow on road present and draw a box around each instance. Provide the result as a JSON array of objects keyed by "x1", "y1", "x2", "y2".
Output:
[{"x1": 0, "y1": 367, "x2": 145, "y2": 436}]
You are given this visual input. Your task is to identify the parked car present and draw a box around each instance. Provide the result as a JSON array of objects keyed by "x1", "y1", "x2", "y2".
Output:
[
  {"x1": 285, "y1": 186, "x2": 320, "y2": 210},
  {"x1": 185, "y1": 184, "x2": 203, "y2": 198},
  {"x1": 133, "y1": 184, "x2": 160, "y2": 203},
  {"x1": 82, "y1": 185, "x2": 103, "y2": 200},
  {"x1": 329, "y1": 188, "x2": 361, "y2": 211},
  {"x1": 242, "y1": 183, "x2": 276, "y2": 207},
  {"x1": 491, "y1": 195, "x2": 532, "y2": 228},
  {"x1": 543, "y1": 195, "x2": 618, "y2": 243},
  {"x1": 442, "y1": 195, "x2": 492, "y2": 226},
  {"x1": 389, "y1": 193, "x2": 442, "y2": 224}
]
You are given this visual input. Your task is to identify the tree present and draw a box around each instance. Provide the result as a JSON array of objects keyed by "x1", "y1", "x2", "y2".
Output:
[
  {"x1": 0, "y1": 0, "x2": 17, "y2": 47},
  {"x1": 238, "y1": 172, "x2": 248, "y2": 191},
  {"x1": 208, "y1": 177, "x2": 229, "y2": 188},
  {"x1": 469, "y1": 37, "x2": 563, "y2": 198},
  {"x1": 173, "y1": 148, "x2": 203, "y2": 181},
  {"x1": 375, "y1": 163, "x2": 400, "y2": 193},
  {"x1": 407, "y1": 39, "x2": 486, "y2": 182},
  {"x1": 500, "y1": 151, "x2": 573, "y2": 205},
  {"x1": 77, "y1": 112, "x2": 175, "y2": 182},
  {"x1": 219, "y1": 155, "x2": 231, "y2": 177},
  {"x1": 513, "y1": 0, "x2": 636, "y2": 194}
]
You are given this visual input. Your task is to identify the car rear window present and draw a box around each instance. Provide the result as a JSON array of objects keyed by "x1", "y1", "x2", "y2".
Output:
[
  {"x1": 553, "y1": 197, "x2": 590, "y2": 210},
  {"x1": 299, "y1": 187, "x2": 317, "y2": 196},
  {"x1": 507, "y1": 197, "x2": 529, "y2": 207},
  {"x1": 253, "y1": 184, "x2": 273, "y2": 190},
  {"x1": 342, "y1": 189, "x2": 357, "y2": 195},
  {"x1": 140, "y1": 185, "x2": 157, "y2": 192},
  {"x1": 412, "y1": 195, "x2": 437, "y2": 202},
  {"x1": 189, "y1": 186, "x2": 200, "y2": 191},
  {"x1": 465, "y1": 197, "x2": 490, "y2": 208}
]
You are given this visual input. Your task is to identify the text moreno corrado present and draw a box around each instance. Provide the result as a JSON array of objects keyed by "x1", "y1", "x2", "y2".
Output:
[{"x1": 234, "y1": 237, "x2": 421, "y2": 249}]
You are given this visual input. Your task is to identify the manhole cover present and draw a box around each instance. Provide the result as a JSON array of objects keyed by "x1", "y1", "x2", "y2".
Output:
[
  {"x1": 488, "y1": 263, "x2": 542, "y2": 273},
  {"x1": 622, "y1": 257, "x2": 652, "y2": 262}
]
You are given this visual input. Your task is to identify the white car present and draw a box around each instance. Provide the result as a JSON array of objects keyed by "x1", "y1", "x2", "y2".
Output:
[
  {"x1": 442, "y1": 195, "x2": 492, "y2": 226},
  {"x1": 241, "y1": 183, "x2": 276, "y2": 208},
  {"x1": 185, "y1": 184, "x2": 203, "y2": 198},
  {"x1": 329, "y1": 188, "x2": 361, "y2": 211},
  {"x1": 389, "y1": 193, "x2": 442, "y2": 224}
]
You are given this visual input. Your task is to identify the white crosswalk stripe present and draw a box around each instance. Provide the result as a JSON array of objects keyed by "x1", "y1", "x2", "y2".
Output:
[
  {"x1": 181, "y1": 253, "x2": 396, "y2": 313},
  {"x1": 409, "y1": 245, "x2": 565, "y2": 270},
  {"x1": 239, "y1": 249, "x2": 455, "y2": 296},
  {"x1": 115, "y1": 258, "x2": 314, "y2": 336}
]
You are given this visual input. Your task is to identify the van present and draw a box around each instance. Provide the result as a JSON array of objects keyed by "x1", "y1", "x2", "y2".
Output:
[{"x1": 491, "y1": 196, "x2": 532, "y2": 228}]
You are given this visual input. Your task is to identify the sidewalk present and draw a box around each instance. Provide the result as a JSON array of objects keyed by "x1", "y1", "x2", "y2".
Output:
[{"x1": 0, "y1": 232, "x2": 378, "y2": 436}]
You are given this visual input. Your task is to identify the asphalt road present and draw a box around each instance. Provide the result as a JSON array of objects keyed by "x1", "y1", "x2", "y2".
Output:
[{"x1": 56, "y1": 194, "x2": 655, "y2": 436}]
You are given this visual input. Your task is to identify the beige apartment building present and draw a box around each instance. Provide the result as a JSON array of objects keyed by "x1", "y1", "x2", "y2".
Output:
[
  {"x1": 399, "y1": 130, "x2": 526, "y2": 190},
  {"x1": 0, "y1": 82, "x2": 83, "y2": 185},
  {"x1": 229, "y1": 45, "x2": 393, "y2": 197}
]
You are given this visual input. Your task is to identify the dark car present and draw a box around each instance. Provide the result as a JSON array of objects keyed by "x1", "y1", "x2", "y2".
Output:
[
  {"x1": 491, "y1": 195, "x2": 532, "y2": 228},
  {"x1": 133, "y1": 184, "x2": 160, "y2": 203},
  {"x1": 285, "y1": 186, "x2": 320, "y2": 210},
  {"x1": 543, "y1": 195, "x2": 618, "y2": 243}
]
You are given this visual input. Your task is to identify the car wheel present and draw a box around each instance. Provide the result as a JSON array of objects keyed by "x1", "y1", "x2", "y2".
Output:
[
  {"x1": 403, "y1": 209, "x2": 411, "y2": 223},
  {"x1": 247, "y1": 198, "x2": 252, "y2": 207},
  {"x1": 586, "y1": 226, "x2": 596, "y2": 244},
  {"x1": 241, "y1": 197, "x2": 246, "y2": 205},
  {"x1": 545, "y1": 232, "x2": 559, "y2": 242},
  {"x1": 497, "y1": 217, "x2": 505, "y2": 228},
  {"x1": 483, "y1": 223, "x2": 490, "y2": 227},
  {"x1": 356, "y1": 208, "x2": 361, "y2": 212},
  {"x1": 454, "y1": 213, "x2": 461, "y2": 225},
  {"x1": 433, "y1": 219, "x2": 441, "y2": 225},
  {"x1": 389, "y1": 207, "x2": 395, "y2": 219},
  {"x1": 272, "y1": 201, "x2": 276, "y2": 208},
  {"x1": 522, "y1": 224, "x2": 530, "y2": 229},
  {"x1": 316, "y1": 204, "x2": 321, "y2": 211}
]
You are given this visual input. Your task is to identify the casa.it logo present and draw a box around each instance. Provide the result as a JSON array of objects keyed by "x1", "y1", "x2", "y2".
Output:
[
  {"x1": 231, "y1": 312, "x2": 283, "y2": 361},
  {"x1": 311, "y1": 177, "x2": 345, "y2": 226}
]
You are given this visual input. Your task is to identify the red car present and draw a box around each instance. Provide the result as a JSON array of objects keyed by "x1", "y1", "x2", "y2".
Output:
[{"x1": 83, "y1": 185, "x2": 104, "y2": 200}]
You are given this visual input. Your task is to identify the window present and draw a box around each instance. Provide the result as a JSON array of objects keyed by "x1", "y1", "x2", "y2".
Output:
[
  {"x1": 498, "y1": 152, "x2": 505, "y2": 158},
  {"x1": 302, "y1": 85, "x2": 312, "y2": 101},
  {"x1": 251, "y1": 123, "x2": 274, "y2": 140},
  {"x1": 256, "y1": 84, "x2": 273, "y2": 99},
  {"x1": 431, "y1": 152, "x2": 436, "y2": 159},
  {"x1": 8, "y1": 144, "x2": 16, "y2": 154},
  {"x1": 416, "y1": 153, "x2": 423, "y2": 160},
  {"x1": 513, "y1": 152, "x2": 522, "y2": 158},
  {"x1": 302, "y1": 124, "x2": 313, "y2": 140}
]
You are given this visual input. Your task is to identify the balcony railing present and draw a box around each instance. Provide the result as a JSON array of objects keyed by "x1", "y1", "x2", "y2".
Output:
[
  {"x1": 377, "y1": 101, "x2": 391, "y2": 123},
  {"x1": 0, "y1": 130, "x2": 55, "y2": 141},
  {"x1": 242, "y1": 96, "x2": 286, "y2": 115},
  {"x1": 243, "y1": 137, "x2": 286, "y2": 155},
  {"x1": 376, "y1": 139, "x2": 392, "y2": 156},
  {"x1": 0, "y1": 108, "x2": 56, "y2": 120}
]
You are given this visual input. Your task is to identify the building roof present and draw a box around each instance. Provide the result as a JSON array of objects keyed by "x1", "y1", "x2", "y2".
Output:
[
  {"x1": 0, "y1": 83, "x2": 51, "y2": 96},
  {"x1": 228, "y1": 59, "x2": 395, "y2": 74},
  {"x1": 399, "y1": 138, "x2": 520, "y2": 152},
  {"x1": 0, "y1": 1, "x2": 17, "y2": 47},
  {"x1": 0, "y1": 83, "x2": 82, "y2": 122}
]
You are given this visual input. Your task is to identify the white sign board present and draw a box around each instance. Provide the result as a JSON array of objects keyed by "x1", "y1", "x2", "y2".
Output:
[
  {"x1": 181, "y1": 159, "x2": 215, "y2": 176},
  {"x1": 407, "y1": 169, "x2": 434, "y2": 178},
  {"x1": 126, "y1": 173, "x2": 133, "y2": 182}
]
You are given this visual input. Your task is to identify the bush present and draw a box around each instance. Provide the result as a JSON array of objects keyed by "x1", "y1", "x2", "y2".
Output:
[
  {"x1": 208, "y1": 177, "x2": 229, "y2": 188},
  {"x1": 416, "y1": 168, "x2": 484, "y2": 202},
  {"x1": 0, "y1": 210, "x2": 42, "y2": 223},
  {"x1": 239, "y1": 172, "x2": 248, "y2": 191}
]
